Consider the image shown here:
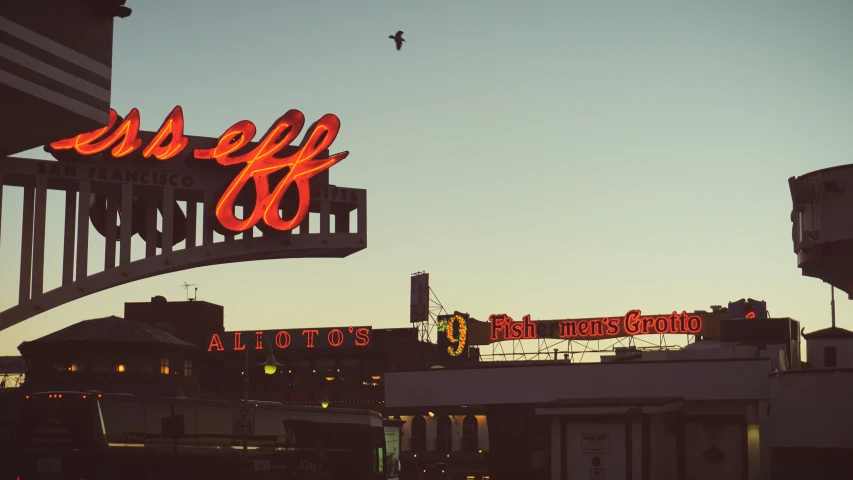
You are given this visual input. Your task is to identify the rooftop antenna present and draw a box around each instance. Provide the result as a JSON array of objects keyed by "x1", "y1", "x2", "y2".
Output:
[
  {"x1": 831, "y1": 285, "x2": 836, "y2": 328},
  {"x1": 181, "y1": 282, "x2": 198, "y2": 301}
]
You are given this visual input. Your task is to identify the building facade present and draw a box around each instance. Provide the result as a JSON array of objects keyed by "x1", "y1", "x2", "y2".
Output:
[{"x1": 386, "y1": 316, "x2": 853, "y2": 480}]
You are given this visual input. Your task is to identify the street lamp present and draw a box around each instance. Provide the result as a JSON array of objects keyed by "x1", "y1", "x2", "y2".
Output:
[
  {"x1": 260, "y1": 353, "x2": 283, "y2": 375},
  {"x1": 243, "y1": 333, "x2": 282, "y2": 456},
  {"x1": 320, "y1": 382, "x2": 343, "y2": 409}
]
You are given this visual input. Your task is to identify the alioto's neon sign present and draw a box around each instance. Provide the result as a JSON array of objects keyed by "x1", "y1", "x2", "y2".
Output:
[
  {"x1": 208, "y1": 327, "x2": 371, "y2": 352},
  {"x1": 489, "y1": 310, "x2": 703, "y2": 341},
  {"x1": 48, "y1": 106, "x2": 348, "y2": 233}
]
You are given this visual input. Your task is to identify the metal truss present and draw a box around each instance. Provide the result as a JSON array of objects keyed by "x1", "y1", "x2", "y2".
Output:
[
  {"x1": 0, "y1": 374, "x2": 24, "y2": 391},
  {"x1": 416, "y1": 286, "x2": 449, "y2": 345},
  {"x1": 481, "y1": 333, "x2": 698, "y2": 363}
]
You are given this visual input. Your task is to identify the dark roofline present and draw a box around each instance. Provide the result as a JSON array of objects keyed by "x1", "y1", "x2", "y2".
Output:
[
  {"x1": 18, "y1": 316, "x2": 198, "y2": 350},
  {"x1": 802, "y1": 326, "x2": 853, "y2": 340},
  {"x1": 124, "y1": 299, "x2": 222, "y2": 307},
  {"x1": 387, "y1": 357, "x2": 770, "y2": 373}
]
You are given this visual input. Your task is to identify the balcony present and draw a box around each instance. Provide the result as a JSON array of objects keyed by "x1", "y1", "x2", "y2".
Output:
[
  {"x1": 403, "y1": 437, "x2": 484, "y2": 455},
  {"x1": 789, "y1": 166, "x2": 853, "y2": 297}
]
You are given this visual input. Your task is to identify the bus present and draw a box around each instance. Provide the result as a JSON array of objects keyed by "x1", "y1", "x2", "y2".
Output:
[{"x1": 12, "y1": 391, "x2": 386, "y2": 480}]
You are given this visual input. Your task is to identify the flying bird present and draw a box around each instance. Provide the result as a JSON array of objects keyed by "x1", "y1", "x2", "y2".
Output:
[{"x1": 389, "y1": 31, "x2": 405, "y2": 51}]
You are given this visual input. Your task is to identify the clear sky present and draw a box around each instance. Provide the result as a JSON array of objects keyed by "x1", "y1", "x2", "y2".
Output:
[{"x1": 2, "y1": 0, "x2": 853, "y2": 357}]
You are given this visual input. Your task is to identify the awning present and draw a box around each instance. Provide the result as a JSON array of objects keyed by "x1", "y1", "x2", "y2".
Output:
[{"x1": 535, "y1": 396, "x2": 684, "y2": 416}]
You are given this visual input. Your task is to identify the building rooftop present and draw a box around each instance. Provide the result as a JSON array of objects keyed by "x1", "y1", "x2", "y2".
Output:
[
  {"x1": 802, "y1": 326, "x2": 853, "y2": 340},
  {"x1": 19, "y1": 316, "x2": 197, "y2": 349}
]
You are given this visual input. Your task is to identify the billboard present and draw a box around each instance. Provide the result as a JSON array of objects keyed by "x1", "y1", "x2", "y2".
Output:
[
  {"x1": 462, "y1": 309, "x2": 726, "y2": 345},
  {"x1": 410, "y1": 273, "x2": 430, "y2": 323}
]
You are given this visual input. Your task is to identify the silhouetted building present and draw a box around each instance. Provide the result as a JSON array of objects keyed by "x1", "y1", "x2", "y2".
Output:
[
  {"x1": 3, "y1": 297, "x2": 491, "y2": 480},
  {"x1": 16, "y1": 316, "x2": 211, "y2": 399},
  {"x1": 1, "y1": 0, "x2": 130, "y2": 157},
  {"x1": 385, "y1": 317, "x2": 853, "y2": 480}
]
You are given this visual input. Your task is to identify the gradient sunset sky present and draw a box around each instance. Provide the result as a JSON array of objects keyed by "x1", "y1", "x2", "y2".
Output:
[{"x1": 2, "y1": 0, "x2": 853, "y2": 356}]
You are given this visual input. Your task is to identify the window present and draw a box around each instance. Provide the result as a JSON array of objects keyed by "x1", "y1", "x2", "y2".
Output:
[
  {"x1": 375, "y1": 447, "x2": 384, "y2": 475},
  {"x1": 410, "y1": 415, "x2": 426, "y2": 453},
  {"x1": 183, "y1": 360, "x2": 193, "y2": 377},
  {"x1": 69, "y1": 364, "x2": 79, "y2": 372},
  {"x1": 462, "y1": 415, "x2": 479, "y2": 452},
  {"x1": 436, "y1": 416, "x2": 452, "y2": 452},
  {"x1": 160, "y1": 357, "x2": 170, "y2": 375},
  {"x1": 116, "y1": 364, "x2": 126, "y2": 373},
  {"x1": 824, "y1": 346, "x2": 837, "y2": 368}
]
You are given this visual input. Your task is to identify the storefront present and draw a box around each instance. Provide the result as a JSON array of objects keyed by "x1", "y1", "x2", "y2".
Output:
[
  {"x1": 386, "y1": 301, "x2": 808, "y2": 480},
  {"x1": 387, "y1": 356, "x2": 772, "y2": 480}
]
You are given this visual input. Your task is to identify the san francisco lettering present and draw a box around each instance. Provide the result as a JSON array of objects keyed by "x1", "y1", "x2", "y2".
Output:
[
  {"x1": 489, "y1": 310, "x2": 703, "y2": 341},
  {"x1": 48, "y1": 106, "x2": 348, "y2": 234}
]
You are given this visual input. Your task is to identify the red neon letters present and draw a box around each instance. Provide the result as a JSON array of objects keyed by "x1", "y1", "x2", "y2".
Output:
[
  {"x1": 233, "y1": 332, "x2": 247, "y2": 351},
  {"x1": 194, "y1": 110, "x2": 348, "y2": 233},
  {"x1": 142, "y1": 106, "x2": 189, "y2": 160},
  {"x1": 303, "y1": 330, "x2": 319, "y2": 348},
  {"x1": 489, "y1": 310, "x2": 703, "y2": 341},
  {"x1": 489, "y1": 314, "x2": 537, "y2": 341},
  {"x1": 207, "y1": 327, "x2": 371, "y2": 352},
  {"x1": 275, "y1": 331, "x2": 292, "y2": 349},
  {"x1": 51, "y1": 108, "x2": 145, "y2": 157},
  {"x1": 49, "y1": 107, "x2": 348, "y2": 233},
  {"x1": 621, "y1": 310, "x2": 702, "y2": 336},
  {"x1": 745, "y1": 312, "x2": 756, "y2": 319}
]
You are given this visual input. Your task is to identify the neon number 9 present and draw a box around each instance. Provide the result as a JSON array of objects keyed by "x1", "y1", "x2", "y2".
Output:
[{"x1": 445, "y1": 315, "x2": 467, "y2": 357}]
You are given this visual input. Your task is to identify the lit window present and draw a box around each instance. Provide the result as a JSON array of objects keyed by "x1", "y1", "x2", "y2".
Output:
[
  {"x1": 69, "y1": 364, "x2": 79, "y2": 372},
  {"x1": 116, "y1": 364, "x2": 126, "y2": 373},
  {"x1": 183, "y1": 360, "x2": 193, "y2": 377},
  {"x1": 160, "y1": 357, "x2": 170, "y2": 375}
]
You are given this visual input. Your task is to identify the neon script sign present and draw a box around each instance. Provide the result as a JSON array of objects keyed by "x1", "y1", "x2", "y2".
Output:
[
  {"x1": 437, "y1": 315, "x2": 468, "y2": 356},
  {"x1": 208, "y1": 327, "x2": 371, "y2": 352},
  {"x1": 489, "y1": 310, "x2": 703, "y2": 341},
  {"x1": 49, "y1": 106, "x2": 349, "y2": 233}
]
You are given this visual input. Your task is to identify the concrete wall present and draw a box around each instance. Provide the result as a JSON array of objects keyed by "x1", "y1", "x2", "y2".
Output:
[
  {"x1": 648, "y1": 414, "x2": 677, "y2": 479},
  {"x1": 683, "y1": 420, "x2": 744, "y2": 479},
  {"x1": 769, "y1": 370, "x2": 853, "y2": 449},
  {"x1": 805, "y1": 338, "x2": 853, "y2": 368},
  {"x1": 386, "y1": 359, "x2": 771, "y2": 408},
  {"x1": 564, "y1": 422, "x2": 626, "y2": 479}
]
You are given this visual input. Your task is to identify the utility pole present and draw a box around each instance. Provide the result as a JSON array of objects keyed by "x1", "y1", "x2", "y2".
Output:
[
  {"x1": 243, "y1": 347, "x2": 249, "y2": 456},
  {"x1": 243, "y1": 333, "x2": 280, "y2": 458},
  {"x1": 180, "y1": 282, "x2": 198, "y2": 301},
  {"x1": 831, "y1": 285, "x2": 836, "y2": 328}
]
